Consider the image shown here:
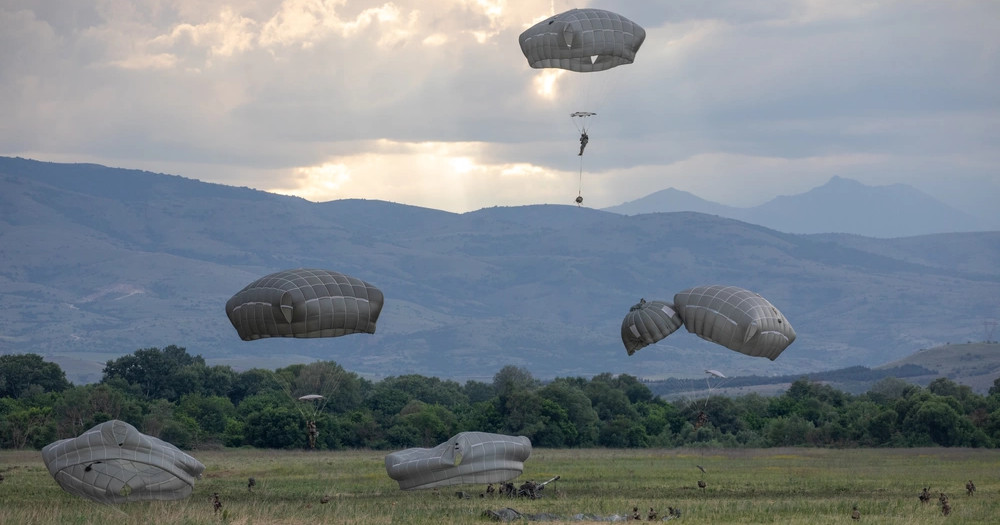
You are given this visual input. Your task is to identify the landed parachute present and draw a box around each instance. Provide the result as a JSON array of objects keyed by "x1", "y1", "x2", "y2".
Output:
[
  {"x1": 41, "y1": 420, "x2": 204, "y2": 504},
  {"x1": 518, "y1": 8, "x2": 646, "y2": 72},
  {"x1": 385, "y1": 432, "x2": 532, "y2": 490},
  {"x1": 225, "y1": 268, "x2": 384, "y2": 341},
  {"x1": 621, "y1": 298, "x2": 684, "y2": 356},
  {"x1": 673, "y1": 285, "x2": 796, "y2": 360}
]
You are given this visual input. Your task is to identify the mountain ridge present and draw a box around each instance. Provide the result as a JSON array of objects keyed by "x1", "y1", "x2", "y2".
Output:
[
  {"x1": 603, "y1": 175, "x2": 996, "y2": 237},
  {"x1": 2, "y1": 156, "x2": 998, "y2": 385}
]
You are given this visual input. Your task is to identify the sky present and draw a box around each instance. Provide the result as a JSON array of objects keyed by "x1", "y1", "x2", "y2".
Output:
[{"x1": 2, "y1": 0, "x2": 998, "y2": 216}]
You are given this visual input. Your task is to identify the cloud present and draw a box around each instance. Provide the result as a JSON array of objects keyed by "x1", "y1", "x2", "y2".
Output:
[{"x1": 1, "y1": 0, "x2": 997, "y2": 217}]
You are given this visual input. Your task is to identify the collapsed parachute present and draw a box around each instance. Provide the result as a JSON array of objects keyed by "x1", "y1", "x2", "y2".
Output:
[
  {"x1": 385, "y1": 432, "x2": 532, "y2": 490},
  {"x1": 673, "y1": 285, "x2": 796, "y2": 360},
  {"x1": 225, "y1": 268, "x2": 384, "y2": 341},
  {"x1": 41, "y1": 420, "x2": 205, "y2": 504},
  {"x1": 518, "y1": 8, "x2": 646, "y2": 72},
  {"x1": 621, "y1": 285, "x2": 795, "y2": 360},
  {"x1": 621, "y1": 299, "x2": 684, "y2": 356}
]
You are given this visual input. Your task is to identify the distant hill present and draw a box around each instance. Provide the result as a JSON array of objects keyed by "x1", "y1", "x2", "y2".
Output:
[
  {"x1": 876, "y1": 342, "x2": 1000, "y2": 393},
  {"x1": 649, "y1": 343, "x2": 1000, "y2": 398},
  {"x1": 2, "y1": 156, "x2": 1000, "y2": 385},
  {"x1": 604, "y1": 176, "x2": 996, "y2": 237}
]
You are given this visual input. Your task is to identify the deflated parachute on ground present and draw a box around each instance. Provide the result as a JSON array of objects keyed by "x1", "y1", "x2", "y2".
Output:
[
  {"x1": 226, "y1": 268, "x2": 384, "y2": 341},
  {"x1": 621, "y1": 298, "x2": 684, "y2": 355},
  {"x1": 518, "y1": 8, "x2": 646, "y2": 72},
  {"x1": 385, "y1": 432, "x2": 532, "y2": 490},
  {"x1": 41, "y1": 420, "x2": 205, "y2": 504},
  {"x1": 673, "y1": 285, "x2": 796, "y2": 360}
]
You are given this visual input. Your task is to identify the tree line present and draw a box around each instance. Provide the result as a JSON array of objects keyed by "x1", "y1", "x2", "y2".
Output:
[{"x1": 2, "y1": 346, "x2": 1000, "y2": 451}]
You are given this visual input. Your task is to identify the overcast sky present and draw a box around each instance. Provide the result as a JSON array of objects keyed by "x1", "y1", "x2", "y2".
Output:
[{"x1": 2, "y1": 0, "x2": 998, "y2": 215}]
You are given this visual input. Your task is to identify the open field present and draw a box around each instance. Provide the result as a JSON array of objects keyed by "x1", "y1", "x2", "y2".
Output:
[{"x1": 2, "y1": 447, "x2": 998, "y2": 524}]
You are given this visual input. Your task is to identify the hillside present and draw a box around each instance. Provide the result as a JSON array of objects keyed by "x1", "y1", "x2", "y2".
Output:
[
  {"x1": 604, "y1": 176, "x2": 996, "y2": 237},
  {"x1": 876, "y1": 342, "x2": 1000, "y2": 393},
  {"x1": 650, "y1": 343, "x2": 1000, "y2": 398},
  {"x1": 2, "y1": 157, "x2": 999, "y2": 385}
]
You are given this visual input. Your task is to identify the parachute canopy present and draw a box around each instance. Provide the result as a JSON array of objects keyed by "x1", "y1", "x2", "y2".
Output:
[
  {"x1": 621, "y1": 299, "x2": 683, "y2": 356},
  {"x1": 673, "y1": 285, "x2": 796, "y2": 361},
  {"x1": 385, "y1": 432, "x2": 532, "y2": 490},
  {"x1": 41, "y1": 420, "x2": 205, "y2": 504},
  {"x1": 298, "y1": 394, "x2": 325, "y2": 401},
  {"x1": 518, "y1": 8, "x2": 646, "y2": 72},
  {"x1": 225, "y1": 268, "x2": 384, "y2": 341}
]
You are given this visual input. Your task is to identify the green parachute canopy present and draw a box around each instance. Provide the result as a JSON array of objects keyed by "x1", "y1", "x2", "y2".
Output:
[
  {"x1": 385, "y1": 432, "x2": 532, "y2": 490},
  {"x1": 673, "y1": 285, "x2": 796, "y2": 360},
  {"x1": 621, "y1": 298, "x2": 684, "y2": 356},
  {"x1": 225, "y1": 268, "x2": 384, "y2": 341},
  {"x1": 518, "y1": 8, "x2": 646, "y2": 72},
  {"x1": 41, "y1": 420, "x2": 204, "y2": 504}
]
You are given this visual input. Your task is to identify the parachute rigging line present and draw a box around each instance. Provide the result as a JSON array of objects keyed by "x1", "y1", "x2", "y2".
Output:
[{"x1": 572, "y1": 111, "x2": 595, "y2": 206}]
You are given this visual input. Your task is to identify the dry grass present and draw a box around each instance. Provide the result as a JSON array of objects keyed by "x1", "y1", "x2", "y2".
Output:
[{"x1": 1, "y1": 447, "x2": 998, "y2": 524}]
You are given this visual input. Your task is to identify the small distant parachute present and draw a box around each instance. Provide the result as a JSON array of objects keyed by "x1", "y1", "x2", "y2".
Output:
[
  {"x1": 705, "y1": 369, "x2": 727, "y2": 379},
  {"x1": 673, "y1": 285, "x2": 796, "y2": 360},
  {"x1": 518, "y1": 8, "x2": 646, "y2": 72},
  {"x1": 385, "y1": 432, "x2": 532, "y2": 490},
  {"x1": 41, "y1": 420, "x2": 205, "y2": 504},
  {"x1": 298, "y1": 394, "x2": 325, "y2": 401},
  {"x1": 225, "y1": 268, "x2": 384, "y2": 341},
  {"x1": 621, "y1": 298, "x2": 684, "y2": 356}
]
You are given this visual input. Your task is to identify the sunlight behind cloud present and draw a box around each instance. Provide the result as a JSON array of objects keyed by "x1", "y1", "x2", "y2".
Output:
[
  {"x1": 268, "y1": 140, "x2": 573, "y2": 211},
  {"x1": 533, "y1": 70, "x2": 564, "y2": 100}
]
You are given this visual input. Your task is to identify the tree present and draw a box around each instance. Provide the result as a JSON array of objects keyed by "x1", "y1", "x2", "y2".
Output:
[
  {"x1": 229, "y1": 368, "x2": 287, "y2": 405},
  {"x1": 0, "y1": 353, "x2": 71, "y2": 398},
  {"x1": 0, "y1": 405, "x2": 54, "y2": 449},
  {"x1": 287, "y1": 361, "x2": 364, "y2": 413},
  {"x1": 394, "y1": 401, "x2": 456, "y2": 447},
  {"x1": 176, "y1": 393, "x2": 237, "y2": 443},
  {"x1": 537, "y1": 380, "x2": 600, "y2": 446},
  {"x1": 493, "y1": 366, "x2": 539, "y2": 400},
  {"x1": 244, "y1": 406, "x2": 306, "y2": 449},
  {"x1": 585, "y1": 381, "x2": 636, "y2": 421},
  {"x1": 50, "y1": 383, "x2": 144, "y2": 439},
  {"x1": 102, "y1": 345, "x2": 205, "y2": 401}
]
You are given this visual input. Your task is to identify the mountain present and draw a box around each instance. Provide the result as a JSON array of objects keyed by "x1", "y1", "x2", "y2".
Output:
[
  {"x1": 2, "y1": 157, "x2": 1000, "y2": 385},
  {"x1": 602, "y1": 188, "x2": 739, "y2": 217},
  {"x1": 604, "y1": 176, "x2": 995, "y2": 237},
  {"x1": 649, "y1": 342, "x2": 1000, "y2": 398}
]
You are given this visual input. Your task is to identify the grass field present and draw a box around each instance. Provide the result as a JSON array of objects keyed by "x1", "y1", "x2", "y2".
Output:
[{"x1": 2, "y1": 447, "x2": 998, "y2": 524}]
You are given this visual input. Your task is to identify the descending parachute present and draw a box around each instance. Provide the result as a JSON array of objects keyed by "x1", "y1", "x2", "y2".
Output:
[
  {"x1": 518, "y1": 8, "x2": 646, "y2": 73},
  {"x1": 41, "y1": 420, "x2": 205, "y2": 504},
  {"x1": 518, "y1": 8, "x2": 645, "y2": 205},
  {"x1": 385, "y1": 432, "x2": 532, "y2": 490},
  {"x1": 673, "y1": 285, "x2": 796, "y2": 360},
  {"x1": 225, "y1": 268, "x2": 384, "y2": 341},
  {"x1": 621, "y1": 298, "x2": 684, "y2": 356},
  {"x1": 298, "y1": 394, "x2": 325, "y2": 401}
]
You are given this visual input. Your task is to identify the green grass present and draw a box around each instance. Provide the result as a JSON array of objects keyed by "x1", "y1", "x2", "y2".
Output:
[{"x1": 2, "y1": 447, "x2": 998, "y2": 524}]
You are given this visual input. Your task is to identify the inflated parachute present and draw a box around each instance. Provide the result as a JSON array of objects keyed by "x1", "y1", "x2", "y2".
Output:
[
  {"x1": 673, "y1": 285, "x2": 796, "y2": 360},
  {"x1": 385, "y1": 432, "x2": 532, "y2": 490},
  {"x1": 518, "y1": 8, "x2": 645, "y2": 205},
  {"x1": 518, "y1": 8, "x2": 646, "y2": 72},
  {"x1": 621, "y1": 298, "x2": 684, "y2": 356},
  {"x1": 41, "y1": 420, "x2": 205, "y2": 504},
  {"x1": 226, "y1": 268, "x2": 384, "y2": 341}
]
